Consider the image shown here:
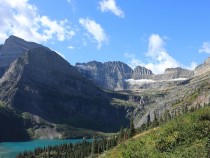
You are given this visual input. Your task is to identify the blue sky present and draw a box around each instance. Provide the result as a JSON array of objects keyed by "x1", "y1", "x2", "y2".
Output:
[{"x1": 0, "y1": 0, "x2": 210, "y2": 74}]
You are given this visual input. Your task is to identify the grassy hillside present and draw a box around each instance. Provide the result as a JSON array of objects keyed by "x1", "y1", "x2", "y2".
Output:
[{"x1": 102, "y1": 106, "x2": 210, "y2": 158}]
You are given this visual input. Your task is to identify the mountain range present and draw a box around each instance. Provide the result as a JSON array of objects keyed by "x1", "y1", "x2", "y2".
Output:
[
  {"x1": 76, "y1": 59, "x2": 194, "y2": 90},
  {"x1": 1, "y1": 35, "x2": 210, "y2": 142}
]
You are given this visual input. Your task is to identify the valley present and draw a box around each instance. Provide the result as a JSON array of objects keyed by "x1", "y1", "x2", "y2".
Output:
[{"x1": 0, "y1": 36, "x2": 210, "y2": 157}]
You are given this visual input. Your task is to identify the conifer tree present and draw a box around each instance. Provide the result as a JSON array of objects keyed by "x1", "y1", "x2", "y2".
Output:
[
  {"x1": 91, "y1": 136, "x2": 96, "y2": 154},
  {"x1": 129, "y1": 116, "x2": 135, "y2": 137}
]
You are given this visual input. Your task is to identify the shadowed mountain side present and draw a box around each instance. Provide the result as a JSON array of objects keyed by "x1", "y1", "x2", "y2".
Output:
[
  {"x1": 0, "y1": 48, "x2": 130, "y2": 133},
  {"x1": 0, "y1": 107, "x2": 30, "y2": 142}
]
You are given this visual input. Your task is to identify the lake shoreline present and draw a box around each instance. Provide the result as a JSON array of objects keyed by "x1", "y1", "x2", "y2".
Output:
[{"x1": 0, "y1": 139, "x2": 91, "y2": 158}]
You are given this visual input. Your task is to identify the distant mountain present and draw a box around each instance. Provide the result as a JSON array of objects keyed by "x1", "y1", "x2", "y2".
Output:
[
  {"x1": 76, "y1": 61, "x2": 133, "y2": 90},
  {"x1": 194, "y1": 57, "x2": 210, "y2": 76},
  {"x1": 153, "y1": 67, "x2": 194, "y2": 80},
  {"x1": 76, "y1": 61, "x2": 194, "y2": 90},
  {"x1": 132, "y1": 66, "x2": 153, "y2": 80}
]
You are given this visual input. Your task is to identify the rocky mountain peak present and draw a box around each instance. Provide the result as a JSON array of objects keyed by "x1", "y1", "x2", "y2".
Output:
[
  {"x1": 153, "y1": 67, "x2": 194, "y2": 81},
  {"x1": 132, "y1": 66, "x2": 153, "y2": 79},
  {"x1": 0, "y1": 35, "x2": 45, "y2": 68},
  {"x1": 164, "y1": 67, "x2": 193, "y2": 77},
  {"x1": 165, "y1": 67, "x2": 183, "y2": 73},
  {"x1": 76, "y1": 61, "x2": 133, "y2": 90},
  {"x1": 0, "y1": 35, "x2": 44, "y2": 56}
]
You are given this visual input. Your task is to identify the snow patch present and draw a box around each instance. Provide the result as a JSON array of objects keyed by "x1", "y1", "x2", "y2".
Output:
[
  {"x1": 125, "y1": 78, "x2": 188, "y2": 85},
  {"x1": 125, "y1": 79, "x2": 155, "y2": 85},
  {"x1": 167, "y1": 78, "x2": 188, "y2": 81}
]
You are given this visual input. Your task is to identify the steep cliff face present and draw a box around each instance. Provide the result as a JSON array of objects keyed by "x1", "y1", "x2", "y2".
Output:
[
  {"x1": 76, "y1": 61, "x2": 133, "y2": 90},
  {"x1": 154, "y1": 67, "x2": 194, "y2": 80},
  {"x1": 194, "y1": 57, "x2": 210, "y2": 76},
  {"x1": 126, "y1": 67, "x2": 194, "y2": 90},
  {"x1": 77, "y1": 61, "x2": 194, "y2": 90},
  {"x1": 0, "y1": 35, "x2": 45, "y2": 77},
  {"x1": 132, "y1": 66, "x2": 153, "y2": 79},
  {"x1": 0, "y1": 47, "x2": 130, "y2": 134}
]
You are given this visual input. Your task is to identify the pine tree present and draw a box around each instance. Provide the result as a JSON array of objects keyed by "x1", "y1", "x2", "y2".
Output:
[
  {"x1": 119, "y1": 126, "x2": 124, "y2": 142},
  {"x1": 129, "y1": 116, "x2": 135, "y2": 137},
  {"x1": 91, "y1": 136, "x2": 96, "y2": 155}
]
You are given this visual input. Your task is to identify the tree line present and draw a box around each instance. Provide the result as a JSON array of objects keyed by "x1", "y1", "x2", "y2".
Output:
[
  {"x1": 16, "y1": 118, "x2": 136, "y2": 158},
  {"x1": 16, "y1": 102, "x2": 210, "y2": 158}
]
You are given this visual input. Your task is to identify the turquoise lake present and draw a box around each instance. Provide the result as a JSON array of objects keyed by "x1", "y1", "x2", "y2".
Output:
[{"x1": 0, "y1": 139, "x2": 87, "y2": 158}]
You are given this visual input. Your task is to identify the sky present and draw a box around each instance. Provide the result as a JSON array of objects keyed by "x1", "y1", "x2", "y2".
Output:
[{"x1": 0, "y1": 0, "x2": 210, "y2": 74}]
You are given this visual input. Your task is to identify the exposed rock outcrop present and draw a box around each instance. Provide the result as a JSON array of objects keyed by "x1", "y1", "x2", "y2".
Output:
[
  {"x1": 132, "y1": 66, "x2": 153, "y2": 79},
  {"x1": 154, "y1": 67, "x2": 194, "y2": 80},
  {"x1": 77, "y1": 62, "x2": 194, "y2": 90},
  {"x1": 194, "y1": 57, "x2": 210, "y2": 76},
  {"x1": 76, "y1": 61, "x2": 133, "y2": 90}
]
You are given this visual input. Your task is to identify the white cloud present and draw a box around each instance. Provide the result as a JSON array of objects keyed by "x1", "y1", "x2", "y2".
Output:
[
  {"x1": 124, "y1": 53, "x2": 142, "y2": 69},
  {"x1": 68, "y1": 45, "x2": 75, "y2": 49},
  {"x1": 145, "y1": 34, "x2": 180, "y2": 74},
  {"x1": 199, "y1": 42, "x2": 210, "y2": 53},
  {"x1": 186, "y1": 61, "x2": 197, "y2": 70},
  {"x1": 0, "y1": 0, "x2": 75, "y2": 43},
  {"x1": 125, "y1": 34, "x2": 196, "y2": 74},
  {"x1": 79, "y1": 18, "x2": 108, "y2": 49},
  {"x1": 99, "y1": 0, "x2": 124, "y2": 18}
]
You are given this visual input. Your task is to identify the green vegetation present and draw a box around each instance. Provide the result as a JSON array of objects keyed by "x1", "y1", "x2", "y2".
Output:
[
  {"x1": 16, "y1": 114, "x2": 136, "y2": 158},
  {"x1": 0, "y1": 101, "x2": 5, "y2": 107},
  {"x1": 111, "y1": 98, "x2": 138, "y2": 107},
  {"x1": 172, "y1": 91, "x2": 199, "y2": 108},
  {"x1": 56, "y1": 125, "x2": 112, "y2": 139},
  {"x1": 16, "y1": 136, "x2": 119, "y2": 158},
  {"x1": 103, "y1": 106, "x2": 210, "y2": 158}
]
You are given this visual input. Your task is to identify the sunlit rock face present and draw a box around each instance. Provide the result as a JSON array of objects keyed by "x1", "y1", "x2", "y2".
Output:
[
  {"x1": 76, "y1": 61, "x2": 134, "y2": 90},
  {"x1": 194, "y1": 57, "x2": 210, "y2": 76}
]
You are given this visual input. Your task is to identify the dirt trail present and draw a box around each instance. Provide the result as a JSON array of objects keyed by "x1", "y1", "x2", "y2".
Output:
[{"x1": 133, "y1": 127, "x2": 160, "y2": 139}]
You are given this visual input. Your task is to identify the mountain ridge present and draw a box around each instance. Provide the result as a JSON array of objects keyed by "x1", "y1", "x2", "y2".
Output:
[
  {"x1": 1, "y1": 35, "x2": 210, "y2": 142},
  {"x1": 76, "y1": 61, "x2": 194, "y2": 90}
]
